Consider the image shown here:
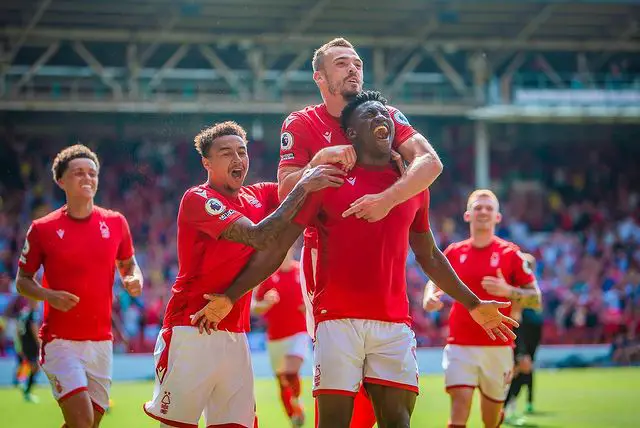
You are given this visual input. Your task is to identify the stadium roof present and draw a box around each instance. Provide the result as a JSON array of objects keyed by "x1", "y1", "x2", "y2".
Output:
[{"x1": 2, "y1": 0, "x2": 639, "y2": 52}]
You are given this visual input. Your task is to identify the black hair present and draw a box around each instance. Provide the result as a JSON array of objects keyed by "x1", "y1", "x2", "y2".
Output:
[{"x1": 340, "y1": 90, "x2": 388, "y2": 134}]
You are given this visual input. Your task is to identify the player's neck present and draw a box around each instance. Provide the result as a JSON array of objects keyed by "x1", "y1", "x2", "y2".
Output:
[
  {"x1": 206, "y1": 178, "x2": 239, "y2": 199},
  {"x1": 469, "y1": 229, "x2": 495, "y2": 248},
  {"x1": 65, "y1": 197, "x2": 94, "y2": 219},
  {"x1": 355, "y1": 147, "x2": 391, "y2": 167},
  {"x1": 322, "y1": 94, "x2": 347, "y2": 118}
]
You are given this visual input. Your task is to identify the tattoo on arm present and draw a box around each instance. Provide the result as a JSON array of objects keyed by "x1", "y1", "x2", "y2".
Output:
[
  {"x1": 509, "y1": 282, "x2": 542, "y2": 309},
  {"x1": 220, "y1": 185, "x2": 308, "y2": 250}
]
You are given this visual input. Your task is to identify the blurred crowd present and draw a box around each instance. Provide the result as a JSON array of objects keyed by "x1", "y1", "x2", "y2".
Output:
[{"x1": 0, "y1": 129, "x2": 639, "y2": 358}]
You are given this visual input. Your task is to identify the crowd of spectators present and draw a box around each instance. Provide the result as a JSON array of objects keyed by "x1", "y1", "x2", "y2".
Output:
[{"x1": 0, "y1": 129, "x2": 638, "y2": 357}]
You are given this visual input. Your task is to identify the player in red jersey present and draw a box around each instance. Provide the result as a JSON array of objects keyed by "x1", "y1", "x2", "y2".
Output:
[
  {"x1": 423, "y1": 189, "x2": 542, "y2": 428},
  {"x1": 191, "y1": 92, "x2": 518, "y2": 428},
  {"x1": 143, "y1": 122, "x2": 344, "y2": 428},
  {"x1": 253, "y1": 246, "x2": 310, "y2": 427},
  {"x1": 16, "y1": 144, "x2": 144, "y2": 428},
  {"x1": 277, "y1": 37, "x2": 443, "y2": 428}
]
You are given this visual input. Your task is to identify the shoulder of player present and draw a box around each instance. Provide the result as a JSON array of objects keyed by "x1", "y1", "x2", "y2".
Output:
[
  {"x1": 93, "y1": 205, "x2": 126, "y2": 220},
  {"x1": 493, "y1": 237, "x2": 522, "y2": 255},
  {"x1": 30, "y1": 207, "x2": 66, "y2": 230},
  {"x1": 446, "y1": 239, "x2": 472, "y2": 254},
  {"x1": 282, "y1": 105, "x2": 324, "y2": 129}
]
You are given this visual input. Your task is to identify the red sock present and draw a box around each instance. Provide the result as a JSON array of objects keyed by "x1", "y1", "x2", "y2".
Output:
[
  {"x1": 277, "y1": 374, "x2": 294, "y2": 417},
  {"x1": 350, "y1": 387, "x2": 376, "y2": 428},
  {"x1": 447, "y1": 424, "x2": 466, "y2": 428},
  {"x1": 285, "y1": 373, "x2": 301, "y2": 398},
  {"x1": 314, "y1": 398, "x2": 319, "y2": 428}
]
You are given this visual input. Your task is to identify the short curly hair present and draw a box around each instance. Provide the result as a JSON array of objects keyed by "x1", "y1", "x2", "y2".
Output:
[
  {"x1": 51, "y1": 144, "x2": 100, "y2": 181},
  {"x1": 194, "y1": 121, "x2": 248, "y2": 157},
  {"x1": 340, "y1": 90, "x2": 388, "y2": 133}
]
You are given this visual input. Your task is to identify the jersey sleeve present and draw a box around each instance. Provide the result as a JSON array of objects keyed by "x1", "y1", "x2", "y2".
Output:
[
  {"x1": 251, "y1": 182, "x2": 280, "y2": 212},
  {"x1": 117, "y1": 213, "x2": 135, "y2": 261},
  {"x1": 180, "y1": 190, "x2": 245, "y2": 239},
  {"x1": 410, "y1": 190, "x2": 431, "y2": 233},
  {"x1": 388, "y1": 106, "x2": 418, "y2": 150},
  {"x1": 18, "y1": 224, "x2": 44, "y2": 274},
  {"x1": 293, "y1": 191, "x2": 324, "y2": 228},
  {"x1": 442, "y1": 243, "x2": 456, "y2": 263},
  {"x1": 278, "y1": 113, "x2": 314, "y2": 169},
  {"x1": 508, "y1": 247, "x2": 536, "y2": 288}
]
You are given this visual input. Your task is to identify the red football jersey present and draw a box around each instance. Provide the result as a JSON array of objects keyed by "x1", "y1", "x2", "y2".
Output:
[
  {"x1": 278, "y1": 103, "x2": 418, "y2": 294},
  {"x1": 444, "y1": 237, "x2": 536, "y2": 346},
  {"x1": 163, "y1": 182, "x2": 280, "y2": 333},
  {"x1": 254, "y1": 261, "x2": 307, "y2": 341},
  {"x1": 293, "y1": 164, "x2": 430, "y2": 326},
  {"x1": 18, "y1": 206, "x2": 134, "y2": 342}
]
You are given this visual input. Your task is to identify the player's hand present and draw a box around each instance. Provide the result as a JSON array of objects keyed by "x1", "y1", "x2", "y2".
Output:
[
  {"x1": 46, "y1": 290, "x2": 80, "y2": 312},
  {"x1": 190, "y1": 293, "x2": 233, "y2": 334},
  {"x1": 481, "y1": 269, "x2": 512, "y2": 298},
  {"x1": 342, "y1": 192, "x2": 394, "y2": 222},
  {"x1": 469, "y1": 300, "x2": 519, "y2": 342},
  {"x1": 298, "y1": 165, "x2": 346, "y2": 193},
  {"x1": 423, "y1": 288, "x2": 444, "y2": 312},
  {"x1": 122, "y1": 275, "x2": 143, "y2": 297},
  {"x1": 264, "y1": 289, "x2": 280, "y2": 307},
  {"x1": 311, "y1": 145, "x2": 357, "y2": 171}
]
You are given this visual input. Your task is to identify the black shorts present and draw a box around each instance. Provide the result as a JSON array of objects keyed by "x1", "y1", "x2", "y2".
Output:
[
  {"x1": 513, "y1": 322, "x2": 542, "y2": 360},
  {"x1": 20, "y1": 341, "x2": 39, "y2": 364}
]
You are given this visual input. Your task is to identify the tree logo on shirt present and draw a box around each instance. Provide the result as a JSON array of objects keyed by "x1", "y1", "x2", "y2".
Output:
[
  {"x1": 99, "y1": 221, "x2": 110, "y2": 239},
  {"x1": 281, "y1": 131, "x2": 294, "y2": 151},
  {"x1": 490, "y1": 252, "x2": 500, "y2": 267},
  {"x1": 393, "y1": 110, "x2": 411, "y2": 126},
  {"x1": 205, "y1": 198, "x2": 226, "y2": 216}
]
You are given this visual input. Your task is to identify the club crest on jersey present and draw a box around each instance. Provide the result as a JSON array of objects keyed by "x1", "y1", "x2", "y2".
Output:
[
  {"x1": 99, "y1": 221, "x2": 110, "y2": 239},
  {"x1": 393, "y1": 110, "x2": 410, "y2": 126},
  {"x1": 160, "y1": 391, "x2": 171, "y2": 414},
  {"x1": 205, "y1": 198, "x2": 226, "y2": 216},
  {"x1": 490, "y1": 252, "x2": 500, "y2": 267},
  {"x1": 248, "y1": 197, "x2": 262, "y2": 208},
  {"x1": 281, "y1": 131, "x2": 294, "y2": 151}
]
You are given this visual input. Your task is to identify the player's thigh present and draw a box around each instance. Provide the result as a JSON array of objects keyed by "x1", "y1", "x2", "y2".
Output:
[
  {"x1": 480, "y1": 394, "x2": 504, "y2": 428},
  {"x1": 317, "y1": 393, "x2": 355, "y2": 428},
  {"x1": 478, "y1": 346, "x2": 514, "y2": 402},
  {"x1": 144, "y1": 327, "x2": 219, "y2": 426},
  {"x1": 448, "y1": 387, "x2": 474, "y2": 425},
  {"x1": 313, "y1": 319, "x2": 365, "y2": 396},
  {"x1": 364, "y1": 383, "x2": 416, "y2": 427},
  {"x1": 84, "y1": 340, "x2": 113, "y2": 413},
  {"x1": 283, "y1": 332, "x2": 310, "y2": 373},
  {"x1": 59, "y1": 389, "x2": 95, "y2": 428},
  {"x1": 363, "y1": 321, "x2": 419, "y2": 395},
  {"x1": 443, "y1": 345, "x2": 481, "y2": 392},
  {"x1": 204, "y1": 333, "x2": 255, "y2": 428},
  {"x1": 41, "y1": 339, "x2": 89, "y2": 402},
  {"x1": 267, "y1": 337, "x2": 288, "y2": 374}
]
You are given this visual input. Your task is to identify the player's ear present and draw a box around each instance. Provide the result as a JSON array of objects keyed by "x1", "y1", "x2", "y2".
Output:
[
  {"x1": 201, "y1": 156, "x2": 210, "y2": 171},
  {"x1": 495, "y1": 212, "x2": 503, "y2": 224},
  {"x1": 313, "y1": 70, "x2": 324, "y2": 85},
  {"x1": 56, "y1": 178, "x2": 66, "y2": 191},
  {"x1": 463, "y1": 210, "x2": 471, "y2": 223},
  {"x1": 346, "y1": 127, "x2": 357, "y2": 141}
]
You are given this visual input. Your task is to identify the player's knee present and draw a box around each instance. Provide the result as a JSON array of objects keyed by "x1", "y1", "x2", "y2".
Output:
[
  {"x1": 481, "y1": 409, "x2": 502, "y2": 428},
  {"x1": 66, "y1": 413, "x2": 94, "y2": 428},
  {"x1": 375, "y1": 405, "x2": 411, "y2": 428}
]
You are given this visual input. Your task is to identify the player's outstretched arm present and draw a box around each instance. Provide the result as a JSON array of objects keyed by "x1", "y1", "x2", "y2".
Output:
[
  {"x1": 116, "y1": 256, "x2": 144, "y2": 297},
  {"x1": 191, "y1": 225, "x2": 303, "y2": 333},
  {"x1": 410, "y1": 230, "x2": 519, "y2": 342},
  {"x1": 221, "y1": 165, "x2": 344, "y2": 250},
  {"x1": 410, "y1": 230, "x2": 480, "y2": 310},
  {"x1": 343, "y1": 134, "x2": 442, "y2": 222},
  {"x1": 16, "y1": 268, "x2": 79, "y2": 312}
]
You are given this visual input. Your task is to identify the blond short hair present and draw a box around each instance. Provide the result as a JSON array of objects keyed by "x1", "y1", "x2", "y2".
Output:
[
  {"x1": 312, "y1": 38, "x2": 354, "y2": 72},
  {"x1": 466, "y1": 189, "x2": 499, "y2": 211}
]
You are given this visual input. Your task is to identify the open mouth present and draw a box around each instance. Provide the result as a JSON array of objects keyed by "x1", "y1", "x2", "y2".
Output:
[
  {"x1": 230, "y1": 168, "x2": 244, "y2": 179},
  {"x1": 373, "y1": 125, "x2": 390, "y2": 140},
  {"x1": 81, "y1": 184, "x2": 93, "y2": 191}
]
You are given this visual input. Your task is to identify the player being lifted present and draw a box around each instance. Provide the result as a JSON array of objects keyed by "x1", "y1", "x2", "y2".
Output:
[
  {"x1": 192, "y1": 92, "x2": 518, "y2": 428},
  {"x1": 277, "y1": 37, "x2": 443, "y2": 428},
  {"x1": 423, "y1": 190, "x2": 541, "y2": 428},
  {"x1": 17, "y1": 144, "x2": 144, "y2": 428}
]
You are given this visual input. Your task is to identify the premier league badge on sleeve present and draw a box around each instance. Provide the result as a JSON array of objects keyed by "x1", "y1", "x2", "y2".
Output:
[
  {"x1": 205, "y1": 198, "x2": 226, "y2": 216},
  {"x1": 281, "y1": 132, "x2": 294, "y2": 151},
  {"x1": 393, "y1": 110, "x2": 411, "y2": 126}
]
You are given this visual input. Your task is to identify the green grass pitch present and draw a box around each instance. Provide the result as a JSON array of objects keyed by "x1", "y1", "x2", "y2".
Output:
[{"x1": 1, "y1": 368, "x2": 638, "y2": 427}]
